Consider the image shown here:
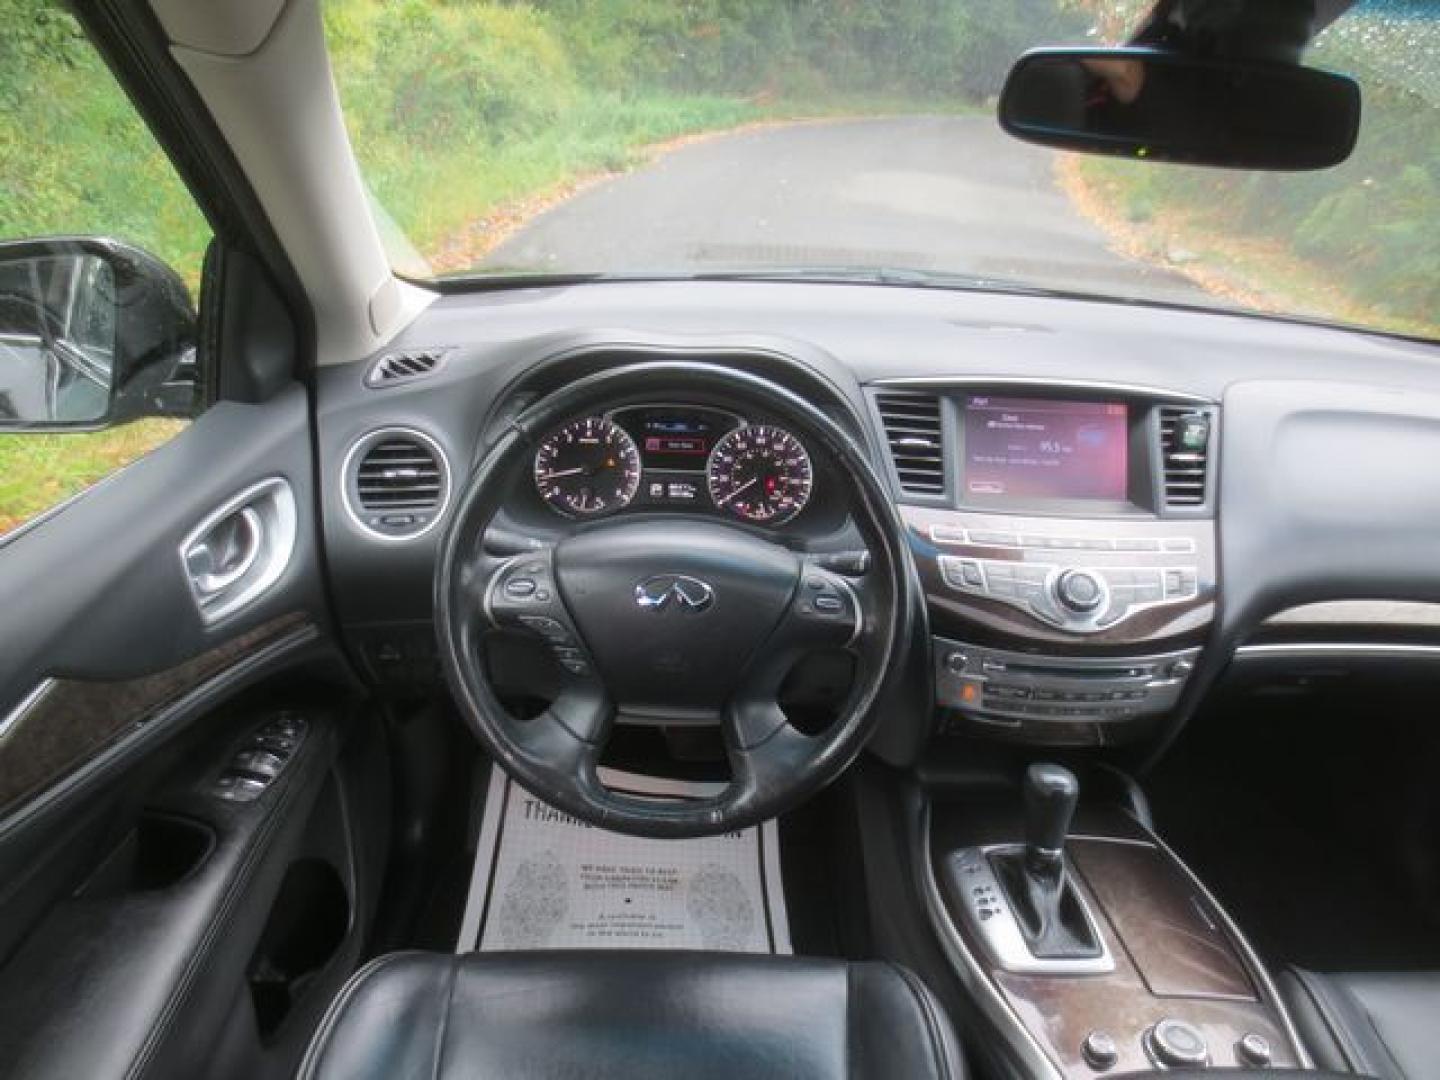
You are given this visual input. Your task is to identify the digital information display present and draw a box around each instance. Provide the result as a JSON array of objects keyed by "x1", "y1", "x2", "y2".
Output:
[
  {"x1": 963, "y1": 396, "x2": 1129, "y2": 502},
  {"x1": 635, "y1": 414, "x2": 717, "y2": 472}
]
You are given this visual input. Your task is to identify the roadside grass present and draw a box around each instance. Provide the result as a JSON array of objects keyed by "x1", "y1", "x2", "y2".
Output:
[
  {"x1": 0, "y1": 421, "x2": 186, "y2": 537},
  {"x1": 1062, "y1": 156, "x2": 1440, "y2": 342}
]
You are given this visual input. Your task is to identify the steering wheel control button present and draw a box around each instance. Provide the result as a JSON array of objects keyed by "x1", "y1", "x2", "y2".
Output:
[
  {"x1": 504, "y1": 578, "x2": 537, "y2": 599},
  {"x1": 1082, "y1": 1030, "x2": 1119, "y2": 1071},
  {"x1": 518, "y1": 615, "x2": 568, "y2": 641},
  {"x1": 1236, "y1": 1032, "x2": 1272, "y2": 1067},
  {"x1": 1056, "y1": 569, "x2": 1104, "y2": 613},
  {"x1": 1146, "y1": 1019, "x2": 1209, "y2": 1069},
  {"x1": 813, "y1": 593, "x2": 844, "y2": 613}
]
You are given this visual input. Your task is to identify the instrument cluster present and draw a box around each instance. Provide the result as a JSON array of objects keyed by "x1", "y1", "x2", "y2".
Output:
[{"x1": 532, "y1": 405, "x2": 814, "y2": 525}]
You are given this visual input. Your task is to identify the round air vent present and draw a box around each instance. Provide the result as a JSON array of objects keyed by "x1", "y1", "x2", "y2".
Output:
[{"x1": 343, "y1": 428, "x2": 451, "y2": 539}]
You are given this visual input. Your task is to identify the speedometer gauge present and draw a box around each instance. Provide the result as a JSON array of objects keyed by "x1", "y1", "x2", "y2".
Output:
[
  {"x1": 534, "y1": 417, "x2": 641, "y2": 517},
  {"x1": 707, "y1": 425, "x2": 813, "y2": 524}
]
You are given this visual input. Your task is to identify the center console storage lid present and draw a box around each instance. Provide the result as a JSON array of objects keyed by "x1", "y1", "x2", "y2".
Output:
[{"x1": 1071, "y1": 839, "x2": 1256, "y2": 1001}]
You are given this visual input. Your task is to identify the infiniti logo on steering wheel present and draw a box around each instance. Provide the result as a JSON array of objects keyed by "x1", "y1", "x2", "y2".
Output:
[{"x1": 634, "y1": 574, "x2": 715, "y2": 613}]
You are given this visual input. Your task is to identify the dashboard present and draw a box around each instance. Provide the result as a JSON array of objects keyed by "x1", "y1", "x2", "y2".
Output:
[{"x1": 312, "y1": 279, "x2": 1440, "y2": 765}]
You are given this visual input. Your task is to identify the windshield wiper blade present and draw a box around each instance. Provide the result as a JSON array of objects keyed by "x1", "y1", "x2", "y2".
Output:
[
  {"x1": 687, "y1": 265, "x2": 1055, "y2": 295},
  {"x1": 429, "y1": 264, "x2": 1061, "y2": 299}
]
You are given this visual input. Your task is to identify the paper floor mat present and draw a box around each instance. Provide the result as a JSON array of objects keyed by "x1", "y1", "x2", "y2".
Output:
[{"x1": 457, "y1": 766, "x2": 791, "y2": 954}]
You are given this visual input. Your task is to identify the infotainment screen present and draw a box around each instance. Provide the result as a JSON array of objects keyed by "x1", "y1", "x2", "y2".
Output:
[{"x1": 962, "y1": 396, "x2": 1128, "y2": 503}]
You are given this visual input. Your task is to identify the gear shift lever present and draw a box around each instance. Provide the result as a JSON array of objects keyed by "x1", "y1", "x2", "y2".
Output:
[
  {"x1": 988, "y1": 761, "x2": 1101, "y2": 960},
  {"x1": 1024, "y1": 762, "x2": 1079, "y2": 876}
]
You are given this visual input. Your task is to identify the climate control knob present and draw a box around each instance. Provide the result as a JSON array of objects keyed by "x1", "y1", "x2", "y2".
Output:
[{"x1": 1055, "y1": 569, "x2": 1104, "y2": 614}]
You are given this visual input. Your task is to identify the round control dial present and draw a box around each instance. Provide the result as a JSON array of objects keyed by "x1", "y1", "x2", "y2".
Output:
[
  {"x1": 1236, "y1": 1032, "x2": 1272, "y2": 1067},
  {"x1": 533, "y1": 417, "x2": 642, "y2": 517},
  {"x1": 1146, "y1": 1019, "x2": 1209, "y2": 1068},
  {"x1": 706, "y1": 424, "x2": 813, "y2": 524},
  {"x1": 1055, "y1": 569, "x2": 1105, "y2": 613},
  {"x1": 1082, "y1": 1030, "x2": 1119, "y2": 1071}
]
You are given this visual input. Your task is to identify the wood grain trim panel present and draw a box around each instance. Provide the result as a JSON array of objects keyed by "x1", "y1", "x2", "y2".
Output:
[
  {"x1": 944, "y1": 836, "x2": 1298, "y2": 1076},
  {"x1": 0, "y1": 613, "x2": 311, "y2": 813}
]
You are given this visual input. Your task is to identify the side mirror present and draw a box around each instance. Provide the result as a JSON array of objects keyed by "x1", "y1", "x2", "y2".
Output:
[
  {"x1": 999, "y1": 48, "x2": 1361, "y2": 171},
  {"x1": 0, "y1": 237, "x2": 199, "y2": 431}
]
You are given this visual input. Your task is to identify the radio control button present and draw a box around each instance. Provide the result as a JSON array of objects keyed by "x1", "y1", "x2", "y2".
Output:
[
  {"x1": 1114, "y1": 537, "x2": 1161, "y2": 552},
  {"x1": 987, "y1": 685, "x2": 1032, "y2": 701},
  {"x1": 1130, "y1": 571, "x2": 1165, "y2": 603},
  {"x1": 939, "y1": 556, "x2": 986, "y2": 592},
  {"x1": 1167, "y1": 658, "x2": 1196, "y2": 679},
  {"x1": 969, "y1": 531, "x2": 1018, "y2": 547},
  {"x1": 1056, "y1": 570, "x2": 1104, "y2": 613}
]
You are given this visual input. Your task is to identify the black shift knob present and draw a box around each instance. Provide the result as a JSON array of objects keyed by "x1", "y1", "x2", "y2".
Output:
[{"x1": 1024, "y1": 762, "x2": 1079, "y2": 860}]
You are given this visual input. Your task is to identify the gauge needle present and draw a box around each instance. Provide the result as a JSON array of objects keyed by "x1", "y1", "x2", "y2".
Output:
[
  {"x1": 715, "y1": 477, "x2": 758, "y2": 506},
  {"x1": 537, "y1": 467, "x2": 586, "y2": 480}
]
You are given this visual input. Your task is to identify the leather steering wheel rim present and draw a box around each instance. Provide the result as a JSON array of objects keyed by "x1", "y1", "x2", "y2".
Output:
[{"x1": 435, "y1": 360, "x2": 915, "y2": 838}]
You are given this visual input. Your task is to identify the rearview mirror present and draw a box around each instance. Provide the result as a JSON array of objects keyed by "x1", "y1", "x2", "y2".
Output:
[
  {"x1": 999, "y1": 48, "x2": 1361, "y2": 171},
  {"x1": 0, "y1": 237, "x2": 198, "y2": 431}
]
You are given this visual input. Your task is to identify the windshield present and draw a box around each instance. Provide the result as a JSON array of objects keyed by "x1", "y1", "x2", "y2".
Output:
[{"x1": 326, "y1": 0, "x2": 1438, "y2": 341}]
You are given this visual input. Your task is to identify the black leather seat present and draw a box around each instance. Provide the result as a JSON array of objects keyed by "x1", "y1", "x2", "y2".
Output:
[
  {"x1": 300, "y1": 950, "x2": 963, "y2": 1080},
  {"x1": 1280, "y1": 968, "x2": 1440, "y2": 1080}
]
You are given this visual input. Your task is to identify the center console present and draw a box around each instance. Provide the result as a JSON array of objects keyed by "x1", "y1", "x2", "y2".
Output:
[
  {"x1": 883, "y1": 388, "x2": 1308, "y2": 1074},
  {"x1": 870, "y1": 382, "x2": 1218, "y2": 745},
  {"x1": 924, "y1": 766, "x2": 1310, "y2": 1078}
]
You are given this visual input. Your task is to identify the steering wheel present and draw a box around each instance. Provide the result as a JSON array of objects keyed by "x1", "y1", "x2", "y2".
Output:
[{"x1": 435, "y1": 361, "x2": 914, "y2": 838}]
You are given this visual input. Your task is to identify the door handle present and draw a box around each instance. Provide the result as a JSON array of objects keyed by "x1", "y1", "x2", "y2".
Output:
[
  {"x1": 179, "y1": 478, "x2": 297, "y2": 624},
  {"x1": 185, "y1": 506, "x2": 263, "y2": 598}
]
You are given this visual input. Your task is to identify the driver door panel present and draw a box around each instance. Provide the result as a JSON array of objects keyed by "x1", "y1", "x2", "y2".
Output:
[{"x1": 0, "y1": 389, "x2": 385, "y2": 1079}]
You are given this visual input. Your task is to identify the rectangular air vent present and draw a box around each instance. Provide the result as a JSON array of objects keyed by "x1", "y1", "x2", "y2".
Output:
[
  {"x1": 875, "y1": 392, "x2": 946, "y2": 496},
  {"x1": 1158, "y1": 407, "x2": 1213, "y2": 508},
  {"x1": 366, "y1": 348, "x2": 448, "y2": 388}
]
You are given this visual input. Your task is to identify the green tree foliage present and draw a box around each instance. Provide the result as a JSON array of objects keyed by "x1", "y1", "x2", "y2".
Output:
[
  {"x1": 0, "y1": 0, "x2": 210, "y2": 286},
  {"x1": 530, "y1": 0, "x2": 1087, "y2": 98}
]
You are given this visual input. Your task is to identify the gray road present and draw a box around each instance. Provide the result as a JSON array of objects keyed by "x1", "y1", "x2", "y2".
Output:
[{"x1": 482, "y1": 115, "x2": 1205, "y2": 304}]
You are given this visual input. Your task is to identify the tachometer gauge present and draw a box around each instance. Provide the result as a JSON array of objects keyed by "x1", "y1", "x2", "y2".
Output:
[
  {"x1": 534, "y1": 417, "x2": 642, "y2": 517},
  {"x1": 707, "y1": 424, "x2": 813, "y2": 524}
]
